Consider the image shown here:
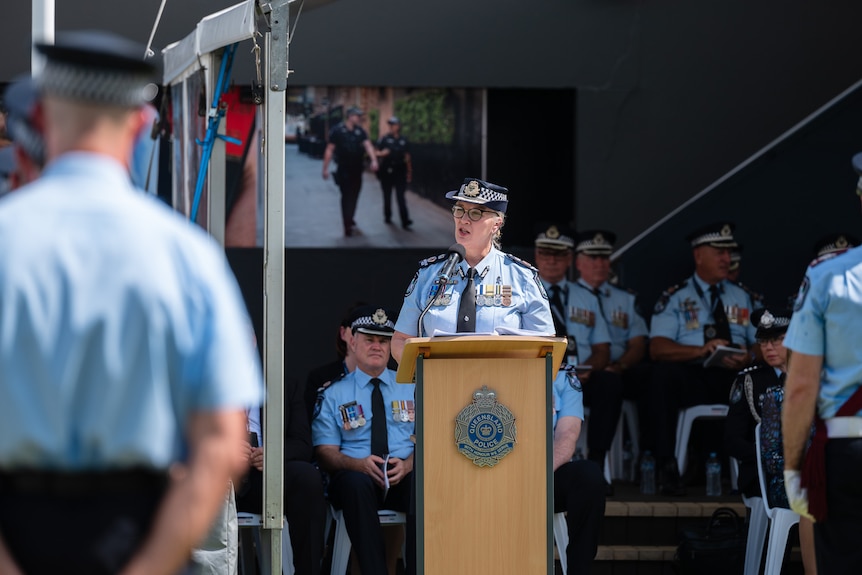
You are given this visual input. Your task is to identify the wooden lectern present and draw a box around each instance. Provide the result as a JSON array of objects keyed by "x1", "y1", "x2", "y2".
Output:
[{"x1": 397, "y1": 335, "x2": 567, "y2": 575}]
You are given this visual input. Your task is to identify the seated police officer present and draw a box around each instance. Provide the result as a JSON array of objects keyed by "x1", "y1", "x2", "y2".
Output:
[
  {"x1": 312, "y1": 306, "x2": 415, "y2": 575},
  {"x1": 647, "y1": 222, "x2": 756, "y2": 495},
  {"x1": 552, "y1": 364, "x2": 607, "y2": 573},
  {"x1": 534, "y1": 224, "x2": 623, "y2": 492}
]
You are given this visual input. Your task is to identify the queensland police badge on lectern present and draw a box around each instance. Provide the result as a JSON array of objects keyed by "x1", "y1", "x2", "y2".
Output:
[{"x1": 455, "y1": 385, "x2": 516, "y2": 467}]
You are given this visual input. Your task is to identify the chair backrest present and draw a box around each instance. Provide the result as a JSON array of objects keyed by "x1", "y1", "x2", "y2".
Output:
[{"x1": 754, "y1": 422, "x2": 780, "y2": 517}]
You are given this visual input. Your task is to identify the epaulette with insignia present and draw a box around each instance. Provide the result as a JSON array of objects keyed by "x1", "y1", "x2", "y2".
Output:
[
  {"x1": 808, "y1": 250, "x2": 846, "y2": 268},
  {"x1": 504, "y1": 252, "x2": 539, "y2": 272},
  {"x1": 735, "y1": 282, "x2": 765, "y2": 307},
  {"x1": 419, "y1": 253, "x2": 448, "y2": 268},
  {"x1": 312, "y1": 372, "x2": 347, "y2": 420},
  {"x1": 653, "y1": 280, "x2": 688, "y2": 314},
  {"x1": 738, "y1": 364, "x2": 765, "y2": 376}
]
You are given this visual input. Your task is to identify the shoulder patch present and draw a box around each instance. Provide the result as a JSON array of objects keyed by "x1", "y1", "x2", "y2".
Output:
[
  {"x1": 312, "y1": 373, "x2": 346, "y2": 419},
  {"x1": 793, "y1": 276, "x2": 810, "y2": 311},
  {"x1": 653, "y1": 280, "x2": 687, "y2": 314},
  {"x1": 419, "y1": 253, "x2": 447, "y2": 268},
  {"x1": 504, "y1": 252, "x2": 539, "y2": 272},
  {"x1": 729, "y1": 381, "x2": 744, "y2": 405},
  {"x1": 404, "y1": 271, "x2": 419, "y2": 297}
]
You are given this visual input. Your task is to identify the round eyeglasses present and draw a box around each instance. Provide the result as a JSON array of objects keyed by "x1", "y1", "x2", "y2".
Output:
[{"x1": 451, "y1": 205, "x2": 497, "y2": 221}]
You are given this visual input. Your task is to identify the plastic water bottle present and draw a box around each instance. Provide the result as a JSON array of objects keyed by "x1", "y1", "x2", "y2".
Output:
[
  {"x1": 622, "y1": 440, "x2": 634, "y2": 483},
  {"x1": 706, "y1": 452, "x2": 722, "y2": 497},
  {"x1": 640, "y1": 451, "x2": 656, "y2": 495}
]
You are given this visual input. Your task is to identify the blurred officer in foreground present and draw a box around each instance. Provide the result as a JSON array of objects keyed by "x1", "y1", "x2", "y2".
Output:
[
  {"x1": 782, "y1": 154, "x2": 862, "y2": 573},
  {"x1": 0, "y1": 31, "x2": 263, "y2": 575},
  {"x1": 648, "y1": 222, "x2": 756, "y2": 495}
]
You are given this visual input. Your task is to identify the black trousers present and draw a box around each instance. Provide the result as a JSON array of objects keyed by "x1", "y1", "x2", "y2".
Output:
[
  {"x1": 379, "y1": 173, "x2": 409, "y2": 224},
  {"x1": 554, "y1": 459, "x2": 606, "y2": 573},
  {"x1": 645, "y1": 362, "x2": 736, "y2": 459},
  {"x1": 816, "y1": 438, "x2": 862, "y2": 574},
  {"x1": 0, "y1": 472, "x2": 167, "y2": 574},
  {"x1": 236, "y1": 462, "x2": 327, "y2": 575},
  {"x1": 583, "y1": 370, "x2": 624, "y2": 463},
  {"x1": 328, "y1": 469, "x2": 412, "y2": 575},
  {"x1": 337, "y1": 169, "x2": 364, "y2": 231}
]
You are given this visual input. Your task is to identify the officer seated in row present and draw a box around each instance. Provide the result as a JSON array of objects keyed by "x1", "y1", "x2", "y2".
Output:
[
  {"x1": 312, "y1": 306, "x2": 415, "y2": 575},
  {"x1": 646, "y1": 222, "x2": 756, "y2": 495}
]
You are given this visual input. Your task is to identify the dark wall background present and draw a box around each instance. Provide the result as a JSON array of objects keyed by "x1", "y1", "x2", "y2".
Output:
[{"x1": 5, "y1": 0, "x2": 862, "y2": 380}]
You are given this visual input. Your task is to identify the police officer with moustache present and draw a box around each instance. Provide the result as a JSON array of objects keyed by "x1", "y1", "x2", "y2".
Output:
[
  {"x1": 313, "y1": 307, "x2": 415, "y2": 575},
  {"x1": 781, "y1": 153, "x2": 862, "y2": 573},
  {"x1": 322, "y1": 107, "x2": 379, "y2": 237},
  {"x1": 376, "y1": 116, "x2": 413, "y2": 229},
  {"x1": 648, "y1": 222, "x2": 756, "y2": 495},
  {"x1": 533, "y1": 224, "x2": 623, "y2": 493}
]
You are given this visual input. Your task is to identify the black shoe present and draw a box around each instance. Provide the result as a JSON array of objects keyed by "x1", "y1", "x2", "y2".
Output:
[
  {"x1": 384, "y1": 217, "x2": 393, "y2": 224},
  {"x1": 660, "y1": 461, "x2": 687, "y2": 496},
  {"x1": 402, "y1": 220, "x2": 413, "y2": 230}
]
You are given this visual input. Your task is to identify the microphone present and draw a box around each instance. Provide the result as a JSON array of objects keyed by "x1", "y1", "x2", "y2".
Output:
[
  {"x1": 437, "y1": 243, "x2": 466, "y2": 286},
  {"x1": 417, "y1": 243, "x2": 466, "y2": 337}
]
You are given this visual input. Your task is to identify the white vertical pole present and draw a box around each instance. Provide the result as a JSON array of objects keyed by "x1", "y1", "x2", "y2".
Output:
[
  {"x1": 31, "y1": 0, "x2": 55, "y2": 75},
  {"x1": 263, "y1": 28, "x2": 286, "y2": 573}
]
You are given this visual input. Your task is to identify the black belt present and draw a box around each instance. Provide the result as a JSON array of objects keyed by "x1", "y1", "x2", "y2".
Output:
[{"x1": 0, "y1": 469, "x2": 169, "y2": 496}]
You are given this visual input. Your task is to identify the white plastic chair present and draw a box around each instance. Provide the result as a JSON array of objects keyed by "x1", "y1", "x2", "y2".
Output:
[
  {"x1": 675, "y1": 404, "x2": 729, "y2": 476},
  {"x1": 330, "y1": 507, "x2": 406, "y2": 575},
  {"x1": 740, "y1": 492, "x2": 767, "y2": 575},
  {"x1": 237, "y1": 512, "x2": 294, "y2": 575},
  {"x1": 552, "y1": 512, "x2": 570, "y2": 575},
  {"x1": 754, "y1": 422, "x2": 800, "y2": 575},
  {"x1": 610, "y1": 399, "x2": 639, "y2": 480}
]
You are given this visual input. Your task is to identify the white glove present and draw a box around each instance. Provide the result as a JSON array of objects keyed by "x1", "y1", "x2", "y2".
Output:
[{"x1": 784, "y1": 470, "x2": 816, "y2": 522}]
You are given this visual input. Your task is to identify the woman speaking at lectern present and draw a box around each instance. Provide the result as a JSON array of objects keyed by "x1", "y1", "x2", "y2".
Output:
[{"x1": 391, "y1": 177, "x2": 554, "y2": 363}]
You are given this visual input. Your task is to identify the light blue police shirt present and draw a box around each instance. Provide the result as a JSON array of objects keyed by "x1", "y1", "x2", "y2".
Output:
[
  {"x1": 395, "y1": 247, "x2": 554, "y2": 337},
  {"x1": 553, "y1": 367, "x2": 585, "y2": 429},
  {"x1": 543, "y1": 279, "x2": 611, "y2": 363},
  {"x1": 785, "y1": 247, "x2": 862, "y2": 418},
  {"x1": 593, "y1": 281, "x2": 648, "y2": 362},
  {"x1": 0, "y1": 153, "x2": 264, "y2": 470},
  {"x1": 312, "y1": 367, "x2": 416, "y2": 460},
  {"x1": 650, "y1": 273, "x2": 756, "y2": 347}
]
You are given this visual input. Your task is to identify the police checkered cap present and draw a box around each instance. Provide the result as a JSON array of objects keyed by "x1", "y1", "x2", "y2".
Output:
[
  {"x1": 575, "y1": 229, "x2": 616, "y2": 255},
  {"x1": 754, "y1": 308, "x2": 791, "y2": 340},
  {"x1": 445, "y1": 178, "x2": 509, "y2": 213},
  {"x1": 813, "y1": 233, "x2": 859, "y2": 258},
  {"x1": 4, "y1": 77, "x2": 45, "y2": 165},
  {"x1": 535, "y1": 222, "x2": 575, "y2": 250},
  {"x1": 36, "y1": 30, "x2": 157, "y2": 108},
  {"x1": 350, "y1": 305, "x2": 395, "y2": 337},
  {"x1": 686, "y1": 222, "x2": 738, "y2": 249}
]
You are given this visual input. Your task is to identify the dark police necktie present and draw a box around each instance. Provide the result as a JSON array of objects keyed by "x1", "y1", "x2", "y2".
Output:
[
  {"x1": 370, "y1": 378, "x2": 389, "y2": 457},
  {"x1": 549, "y1": 285, "x2": 567, "y2": 337},
  {"x1": 709, "y1": 284, "x2": 731, "y2": 341},
  {"x1": 592, "y1": 287, "x2": 606, "y2": 319},
  {"x1": 457, "y1": 268, "x2": 476, "y2": 332}
]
